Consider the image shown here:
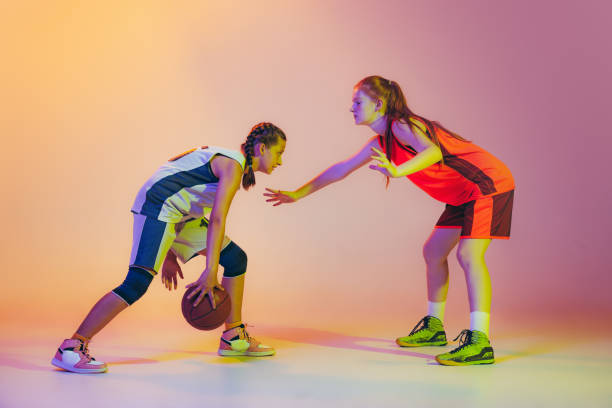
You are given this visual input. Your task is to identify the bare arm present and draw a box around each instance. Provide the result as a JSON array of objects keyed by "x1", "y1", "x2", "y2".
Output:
[
  {"x1": 265, "y1": 136, "x2": 379, "y2": 205},
  {"x1": 370, "y1": 120, "x2": 442, "y2": 178},
  {"x1": 186, "y1": 155, "x2": 241, "y2": 307}
]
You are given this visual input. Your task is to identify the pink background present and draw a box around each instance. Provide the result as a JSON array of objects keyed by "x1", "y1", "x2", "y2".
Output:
[{"x1": 1, "y1": 1, "x2": 610, "y2": 339}]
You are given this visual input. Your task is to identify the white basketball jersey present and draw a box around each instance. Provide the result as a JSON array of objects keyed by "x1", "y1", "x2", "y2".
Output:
[{"x1": 131, "y1": 146, "x2": 245, "y2": 223}]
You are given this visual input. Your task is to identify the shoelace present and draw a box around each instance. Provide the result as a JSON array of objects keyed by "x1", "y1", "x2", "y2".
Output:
[
  {"x1": 237, "y1": 324, "x2": 253, "y2": 342},
  {"x1": 409, "y1": 317, "x2": 428, "y2": 335},
  {"x1": 78, "y1": 341, "x2": 95, "y2": 361},
  {"x1": 450, "y1": 329, "x2": 472, "y2": 354}
]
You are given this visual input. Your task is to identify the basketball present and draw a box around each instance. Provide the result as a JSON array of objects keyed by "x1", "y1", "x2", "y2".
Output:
[{"x1": 181, "y1": 287, "x2": 231, "y2": 330}]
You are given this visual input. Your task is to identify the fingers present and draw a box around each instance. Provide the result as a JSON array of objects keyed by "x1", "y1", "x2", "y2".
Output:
[
  {"x1": 172, "y1": 274, "x2": 177, "y2": 290},
  {"x1": 369, "y1": 164, "x2": 389, "y2": 177},
  {"x1": 370, "y1": 147, "x2": 385, "y2": 158},
  {"x1": 185, "y1": 282, "x2": 199, "y2": 296},
  {"x1": 193, "y1": 289, "x2": 205, "y2": 307},
  {"x1": 208, "y1": 289, "x2": 216, "y2": 309}
]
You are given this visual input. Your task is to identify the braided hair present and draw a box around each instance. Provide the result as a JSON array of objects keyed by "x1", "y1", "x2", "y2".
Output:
[{"x1": 241, "y1": 122, "x2": 286, "y2": 190}]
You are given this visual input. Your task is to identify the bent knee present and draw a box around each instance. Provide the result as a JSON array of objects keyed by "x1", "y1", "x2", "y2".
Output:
[
  {"x1": 423, "y1": 242, "x2": 448, "y2": 265},
  {"x1": 455, "y1": 247, "x2": 485, "y2": 269},
  {"x1": 112, "y1": 266, "x2": 154, "y2": 305},
  {"x1": 219, "y1": 241, "x2": 247, "y2": 278}
]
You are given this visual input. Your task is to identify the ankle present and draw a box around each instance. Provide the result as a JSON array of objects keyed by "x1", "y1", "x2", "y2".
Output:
[
  {"x1": 469, "y1": 311, "x2": 490, "y2": 337},
  {"x1": 71, "y1": 333, "x2": 91, "y2": 344},
  {"x1": 427, "y1": 301, "x2": 446, "y2": 323},
  {"x1": 224, "y1": 321, "x2": 243, "y2": 332}
]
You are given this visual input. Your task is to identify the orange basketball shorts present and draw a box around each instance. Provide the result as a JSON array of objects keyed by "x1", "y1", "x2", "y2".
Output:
[{"x1": 435, "y1": 190, "x2": 514, "y2": 239}]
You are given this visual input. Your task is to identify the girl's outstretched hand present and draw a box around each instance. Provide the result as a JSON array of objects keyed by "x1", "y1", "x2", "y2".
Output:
[
  {"x1": 369, "y1": 147, "x2": 400, "y2": 178},
  {"x1": 185, "y1": 271, "x2": 225, "y2": 309},
  {"x1": 264, "y1": 188, "x2": 299, "y2": 206}
]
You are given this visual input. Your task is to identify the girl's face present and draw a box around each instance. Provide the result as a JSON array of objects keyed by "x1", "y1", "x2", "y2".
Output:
[
  {"x1": 256, "y1": 138, "x2": 286, "y2": 174},
  {"x1": 351, "y1": 88, "x2": 382, "y2": 126}
]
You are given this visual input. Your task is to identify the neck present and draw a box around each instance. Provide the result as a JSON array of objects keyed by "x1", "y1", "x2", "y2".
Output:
[
  {"x1": 248, "y1": 157, "x2": 260, "y2": 173},
  {"x1": 368, "y1": 114, "x2": 389, "y2": 135}
]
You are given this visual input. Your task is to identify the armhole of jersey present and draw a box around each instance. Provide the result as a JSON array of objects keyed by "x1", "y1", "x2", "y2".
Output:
[
  {"x1": 208, "y1": 153, "x2": 244, "y2": 180},
  {"x1": 388, "y1": 121, "x2": 418, "y2": 154},
  {"x1": 408, "y1": 117, "x2": 429, "y2": 136}
]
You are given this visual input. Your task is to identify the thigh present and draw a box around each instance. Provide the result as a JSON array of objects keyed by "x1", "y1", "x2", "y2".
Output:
[
  {"x1": 424, "y1": 227, "x2": 461, "y2": 260},
  {"x1": 172, "y1": 217, "x2": 230, "y2": 262},
  {"x1": 129, "y1": 213, "x2": 177, "y2": 274},
  {"x1": 457, "y1": 238, "x2": 491, "y2": 257}
]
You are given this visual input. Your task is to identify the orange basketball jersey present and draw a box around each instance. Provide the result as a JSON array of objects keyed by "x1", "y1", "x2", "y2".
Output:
[{"x1": 378, "y1": 119, "x2": 514, "y2": 206}]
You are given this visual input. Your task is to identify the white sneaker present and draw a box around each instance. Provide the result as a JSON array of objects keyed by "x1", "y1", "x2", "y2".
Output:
[
  {"x1": 51, "y1": 339, "x2": 108, "y2": 373},
  {"x1": 218, "y1": 324, "x2": 275, "y2": 357}
]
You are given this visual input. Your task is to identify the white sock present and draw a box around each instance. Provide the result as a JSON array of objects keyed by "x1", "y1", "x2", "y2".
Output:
[
  {"x1": 427, "y1": 301, "x2": 446, "y2": 322},
  {"x1": 470, "y1": 311, "x2": 490, "y2": 336}
]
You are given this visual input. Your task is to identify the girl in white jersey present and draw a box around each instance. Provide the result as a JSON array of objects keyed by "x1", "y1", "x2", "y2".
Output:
[{"x1": 52, "y1": 122, "x2": 286, "y2": 374}]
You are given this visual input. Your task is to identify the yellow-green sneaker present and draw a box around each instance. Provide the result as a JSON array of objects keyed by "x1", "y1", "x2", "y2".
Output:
[
  {"x1": 435, "y1": 329, "x2": 495, "y2": 366},
  {"x1": 396, "y1": 316, "x2": 447, "y2": 347}
]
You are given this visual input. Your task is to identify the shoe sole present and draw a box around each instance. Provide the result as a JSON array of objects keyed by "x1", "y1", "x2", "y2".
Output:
[
  {"x1": 51, "y1": 358, "x2": 108, "y2": 373},
  {"x1": 396, "y1": 339, "x2": 447, "y2": 347},
  {"x1": 218, "y1": 350, "x2": 275, "y2": 357},
  {"x1": 435, "y1": 356, "x2": 495, "y2": 366}
]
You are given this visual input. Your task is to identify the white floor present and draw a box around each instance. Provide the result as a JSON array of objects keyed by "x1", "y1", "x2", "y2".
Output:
[{"x1": 1, "y1": 325, "x2": 611, "y2": 408}]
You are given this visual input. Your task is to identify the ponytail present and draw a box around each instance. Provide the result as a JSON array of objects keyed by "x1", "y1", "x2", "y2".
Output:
[{"x1": 356, "y1": 76, "x2": 469, "y2": 187}]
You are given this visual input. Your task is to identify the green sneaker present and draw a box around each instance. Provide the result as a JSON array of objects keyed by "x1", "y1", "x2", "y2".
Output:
[
  {"x1": 435, "y1": 329, "x2": 495, "y2": 366},
  {"x1": 396, "y1": 316, "x2": 447, "y2": 347}
]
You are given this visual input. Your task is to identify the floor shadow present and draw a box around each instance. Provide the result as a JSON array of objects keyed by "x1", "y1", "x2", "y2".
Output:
[
  {"x1": 0, "y1": 355, "x2": 51, "y2": 372},
  {"x1": 495, "y1": 340, "x2": 576, "y2": 363},
  {"x1": 107, "y1": 349, "x2": 218, "y2": 366},
  {"x1": 257, "y1": 326, "x2": 433, "y2": 359}
]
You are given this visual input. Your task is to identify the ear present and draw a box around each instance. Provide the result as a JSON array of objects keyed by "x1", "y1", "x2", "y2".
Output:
[
  {"x1": 375, "y1": 99, "x2": 384, "y2": 112},
  {"x1": 258, "y1": 143, "x2": 266, "y2": 156}
]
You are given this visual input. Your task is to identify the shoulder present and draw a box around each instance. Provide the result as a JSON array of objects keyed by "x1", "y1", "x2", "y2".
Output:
[
  {"x1": 210, "y1": 154, "x2": 242, "y2": 183},
  {"x1": 206, "y1": 147, "x2": 246, "y2": 170},
  {"x1": 360, "y1": 135, "x2": 383, "y2": 154},
  {"x1": 391, "y1": 119, "x2": 414, "y2": 138},
  {"x1": 391, "y1": 118, "x2": 436, "y2": 150}
]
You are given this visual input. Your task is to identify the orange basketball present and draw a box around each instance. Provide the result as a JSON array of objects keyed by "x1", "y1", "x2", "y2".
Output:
[{"x1": 181, "y1": 287, "x2": 231, "y2": 330}]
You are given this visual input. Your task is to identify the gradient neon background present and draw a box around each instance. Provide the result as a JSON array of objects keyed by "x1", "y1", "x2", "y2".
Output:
[{"x1": 1, "y1": 1, "x2": 611, "y2": 344}]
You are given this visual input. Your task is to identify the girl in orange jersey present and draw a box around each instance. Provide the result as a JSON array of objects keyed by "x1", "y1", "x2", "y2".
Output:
[{"x1": 265, "y1": 76, "x2": 514, "y2": 365}]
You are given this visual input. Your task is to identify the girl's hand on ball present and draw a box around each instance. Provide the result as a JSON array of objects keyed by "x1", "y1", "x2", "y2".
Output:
[{"x1": 186, "y1": 271, "x2": 224, "y2": 309}]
